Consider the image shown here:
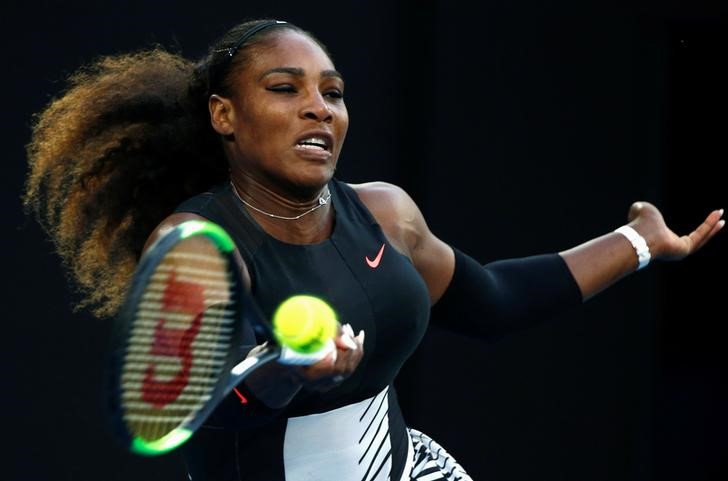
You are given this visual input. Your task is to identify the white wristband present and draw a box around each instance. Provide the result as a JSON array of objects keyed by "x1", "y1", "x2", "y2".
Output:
[{"x1": 614, "y1": 225, "x2": 651, "y2": 270}]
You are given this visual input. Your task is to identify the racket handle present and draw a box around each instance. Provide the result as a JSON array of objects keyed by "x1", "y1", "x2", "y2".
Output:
[
  {"x1": 225, "y1": 338, "x2": 335, "y2": 394},
  {"x1": 278, "y1": 339, "x2": 336, "y2": 365},
  {"x1": 226, "y1": 347, "x2": 280, "y2": 392}
]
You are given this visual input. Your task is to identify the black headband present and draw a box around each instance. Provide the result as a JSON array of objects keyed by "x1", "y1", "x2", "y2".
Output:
[{"x1": 216, "y1": 20, "x2": 289, "y2": 59}]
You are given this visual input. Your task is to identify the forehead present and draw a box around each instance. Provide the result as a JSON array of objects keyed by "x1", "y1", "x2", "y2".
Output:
[{"x1": 248, "y1": 30, "x2": 335, "y2": 74}]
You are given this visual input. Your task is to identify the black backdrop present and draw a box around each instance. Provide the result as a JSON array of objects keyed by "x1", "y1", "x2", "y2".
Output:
[{"x1": 3, "y1": 1, "x2": 726, "y2": 480}]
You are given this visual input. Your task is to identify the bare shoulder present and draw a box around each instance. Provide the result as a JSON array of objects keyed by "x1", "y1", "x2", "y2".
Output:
[
  {"x1": 348, "y1": 181, "x2": 418, "y2": 221},
  {"x1": 347, "y1": 181, "x2": 422, "y2": 257}
]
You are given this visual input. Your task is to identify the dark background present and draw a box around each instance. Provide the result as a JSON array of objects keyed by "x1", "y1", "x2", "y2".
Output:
[{"x1": 3, "y1": 1, "x2": 726, "y2": 480}]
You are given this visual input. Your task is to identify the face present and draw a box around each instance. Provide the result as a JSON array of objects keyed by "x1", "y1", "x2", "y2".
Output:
[{"x1": 218, "y1": 30, "x2": 349, "y2": 196}]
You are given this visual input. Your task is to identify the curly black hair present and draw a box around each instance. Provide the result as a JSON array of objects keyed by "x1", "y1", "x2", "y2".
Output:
[{"x1": 22, "y1": 19, "x2": 320, "y2": 317}]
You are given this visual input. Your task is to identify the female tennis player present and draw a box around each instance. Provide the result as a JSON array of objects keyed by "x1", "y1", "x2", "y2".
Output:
[{"x1": 23, "y1": 18, "x2": 723, "y2": 481}]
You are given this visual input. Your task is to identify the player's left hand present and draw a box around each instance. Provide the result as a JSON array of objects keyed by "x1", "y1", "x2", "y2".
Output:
[{"x1": 627, "y1": 202, "x2": 724, "y2": 260}]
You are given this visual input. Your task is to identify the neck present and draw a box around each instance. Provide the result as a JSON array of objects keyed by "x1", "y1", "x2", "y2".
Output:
[
  {"x1": 231, "y1": 171, "x2": 328, "y2": 213},
  {"x1": 229, "y1": 171, "x2": 334, "y2": 244}
]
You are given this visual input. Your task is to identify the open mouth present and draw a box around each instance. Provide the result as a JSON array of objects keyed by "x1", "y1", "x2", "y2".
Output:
[{"x1": 295, "y1": 135, "x2": 332, "y2": 152}]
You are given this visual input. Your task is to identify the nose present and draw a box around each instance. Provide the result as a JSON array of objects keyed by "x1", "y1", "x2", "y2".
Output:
[{"x1": 300, "y1": 92, "x2": 333, "y2": 123}]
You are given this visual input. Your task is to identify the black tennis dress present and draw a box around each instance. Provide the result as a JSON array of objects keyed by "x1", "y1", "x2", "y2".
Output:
[
  {"x1": 175, "y1": 178, "x2": 583, "y2": 481},
  {"x1": 177, "y1": 179, "x2": 439, "y2": 481}
]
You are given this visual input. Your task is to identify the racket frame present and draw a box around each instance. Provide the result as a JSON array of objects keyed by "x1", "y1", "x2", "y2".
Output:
[{"x1": 108, "y1": 221, "x2": 256, "y2": 455}]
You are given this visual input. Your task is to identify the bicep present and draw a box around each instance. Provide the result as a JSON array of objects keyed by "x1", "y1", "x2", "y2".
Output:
[
  {"x1": 396, "y1": 193, "x2": 455, "y2": 304},
  {"x1": 411, "y1": 229, "x2": 455, "y2": 305}
]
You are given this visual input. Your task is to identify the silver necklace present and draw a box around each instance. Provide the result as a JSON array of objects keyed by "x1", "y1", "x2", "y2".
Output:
[{"x1": 230, "y1": 180, "x2": 331, "y2": 221}]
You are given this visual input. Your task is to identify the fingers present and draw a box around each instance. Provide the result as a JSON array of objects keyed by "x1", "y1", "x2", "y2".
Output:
[
  {"x1": 332, "y1": 324, "x2": 365, "y2": 382},
  {"x1": 296, "y1": 323, "x2": 365, "y2": 390},
  {"x1": 247, "y1": 341, "x2": 269, "y2": 357},
  {"x1": 335, "y1": 323, "x2": 358, "y2": 351},
  {"x1": 687, "y1": 208, "x2": 724, "y2": 253},
  {"x1": 636, "y1": 205, "x2": 723, "y2": 261}
]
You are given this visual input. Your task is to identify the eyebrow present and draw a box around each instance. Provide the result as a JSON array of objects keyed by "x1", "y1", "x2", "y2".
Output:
[{"x1": 258, "y1": 67, "x2": 344, "y2": 81}]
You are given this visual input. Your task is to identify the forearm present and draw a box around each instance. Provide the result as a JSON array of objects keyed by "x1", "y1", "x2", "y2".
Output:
[
  {"x1": 562, "y1": 202, "x2": 725, "y2": 300},
  {"x1": 431, "y1": 248, "x2": 582, "y2": 339},
  {"x1": 242, "y1": 361, "x2": 303, "y2": 409},
  {"x1": 559, "y1": 230, "x2": 645, "y2": 301}
]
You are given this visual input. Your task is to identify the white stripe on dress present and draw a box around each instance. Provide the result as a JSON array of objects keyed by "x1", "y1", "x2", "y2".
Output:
[{"x1": 283, "y1": 387, "x2": 392, "y2": 481}]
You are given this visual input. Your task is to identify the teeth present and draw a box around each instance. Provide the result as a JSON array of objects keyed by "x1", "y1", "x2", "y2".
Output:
[
  {"x1": 298, "y1": 137, "x2": 328, "y2": 149},
  {"x1": 299, "y1": 144, "x2": 325, "y2": 151}
]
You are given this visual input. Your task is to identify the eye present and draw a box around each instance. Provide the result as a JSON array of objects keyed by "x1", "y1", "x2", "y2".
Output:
[
  {"x1": 267, "y1": 85, "x2": 296, "y2": 94},
  {"x1": 324, "y1": 89, "x2": 344, "y2": 100}
]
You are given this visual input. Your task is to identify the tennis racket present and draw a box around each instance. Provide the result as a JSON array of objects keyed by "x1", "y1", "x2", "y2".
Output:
[{"x1": 107, "y1": 220, "x2": 337, "y2": 456}]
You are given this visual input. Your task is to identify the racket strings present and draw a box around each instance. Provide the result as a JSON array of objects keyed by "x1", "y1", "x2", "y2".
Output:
[{"x1": 121, "y1": 236, "x2": 238, "y2": 443}]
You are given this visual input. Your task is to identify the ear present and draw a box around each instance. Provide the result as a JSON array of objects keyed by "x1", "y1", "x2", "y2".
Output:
[{"x1": 209, "y1": 94, "x2": 236, "y2": 136}]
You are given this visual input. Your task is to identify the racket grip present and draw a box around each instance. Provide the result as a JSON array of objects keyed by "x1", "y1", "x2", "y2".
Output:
[
  {"x1": 278, "y1": 339, "x2": 336, "y2": 365},
  {"x1": 225, "y1": 339, "x2": 335, "y2": 394}
]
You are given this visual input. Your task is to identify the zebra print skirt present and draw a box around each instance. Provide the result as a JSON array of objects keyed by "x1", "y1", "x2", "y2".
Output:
[{"x1": 408, "y1": 428, "x2": 473, "y2": 481}]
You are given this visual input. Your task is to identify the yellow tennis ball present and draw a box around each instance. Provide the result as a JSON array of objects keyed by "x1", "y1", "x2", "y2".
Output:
[{"x1": 272, "y1": 295, "x2": 338, "y2": 353}]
